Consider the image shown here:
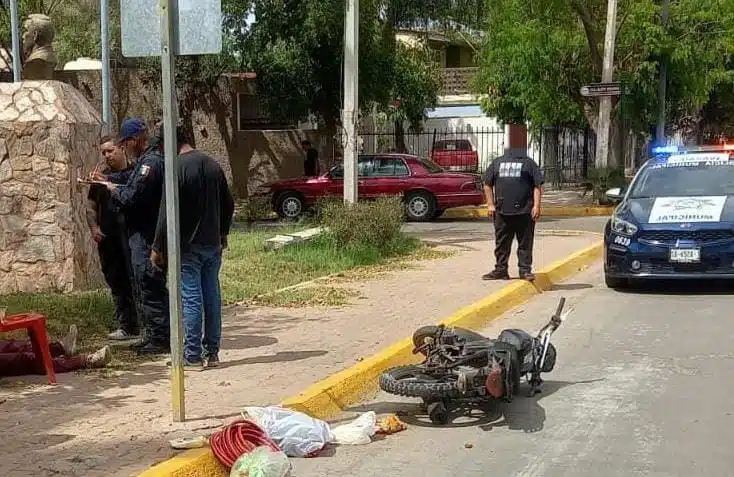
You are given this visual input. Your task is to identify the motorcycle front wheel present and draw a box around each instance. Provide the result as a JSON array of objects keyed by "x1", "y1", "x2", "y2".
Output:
[{"x1": 379, "y1": 365, "x2": 460, "y2": 399}]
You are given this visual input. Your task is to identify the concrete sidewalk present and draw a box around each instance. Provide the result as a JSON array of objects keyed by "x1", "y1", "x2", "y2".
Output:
[{"x1": 0, "y1": 233, "x2": 600, "y2": 477}]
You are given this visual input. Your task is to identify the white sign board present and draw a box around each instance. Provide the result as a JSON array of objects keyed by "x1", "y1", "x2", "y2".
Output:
[
  {"x1": 666, "y1": 153, "x2": 730, "y2": 165},
  {"x1": 120, "y1": 0, "x2": 222, "y2": 57},
  {"x1": 648, "y1": 196, "x2": 727, "y2": 224}
]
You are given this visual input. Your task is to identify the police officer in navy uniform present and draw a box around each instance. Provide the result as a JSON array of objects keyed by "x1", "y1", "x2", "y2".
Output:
[
  {"x1": 482, "y1": 148, "x2": 544, "y2": 281},
  {"x1": 101, "y1": 118, "x2": 170, "y2": 355},
  {"x1": 86, "y1": 136, "x2": 139, "y2": 341}
]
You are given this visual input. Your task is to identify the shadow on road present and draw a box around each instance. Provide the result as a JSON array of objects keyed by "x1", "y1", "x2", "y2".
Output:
[
  {"x1": 347, "y1": 378, "x2": 604, "y2": 433},
  {"x1": 549, "y1": 283, "x2": 594, "y2": 291},
  {"x1": 614, "y1": 280, "x2": 734, "y2": 296}
]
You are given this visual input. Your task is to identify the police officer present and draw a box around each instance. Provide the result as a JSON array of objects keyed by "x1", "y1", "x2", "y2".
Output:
[
  {"x1": 86, "y1": 136, "x2": 139, "y2": 341},
  {"x1": 102, "y1": 118, "x2": 170, "y2": 355},
  {"x1": 482, "y1": 148, "x2": 544, "y2": 281}
]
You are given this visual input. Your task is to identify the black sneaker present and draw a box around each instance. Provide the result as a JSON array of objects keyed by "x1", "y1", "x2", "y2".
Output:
[
  {"x1": 136, "y1": 342, "x2": 171, "y2": 356},
  {"x1": 519, "y1": 271, "x2": 536, "y2": 282},
  {"x1": 482, "y1": 270, "x2": 510, "y2": 280}
]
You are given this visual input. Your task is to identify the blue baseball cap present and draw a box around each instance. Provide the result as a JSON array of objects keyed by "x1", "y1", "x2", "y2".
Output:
[{"x1": 118, "y1": 118, "x2": 146, "y2": 142}]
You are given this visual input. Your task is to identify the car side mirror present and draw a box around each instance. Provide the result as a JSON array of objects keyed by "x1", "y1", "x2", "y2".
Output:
[{"x1": 605, "y1": 187, "x2": 624, "y2": 202}]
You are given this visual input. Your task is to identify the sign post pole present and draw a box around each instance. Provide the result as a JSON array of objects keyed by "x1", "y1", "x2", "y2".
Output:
[
  {"x1": 120, "y1": 0, "x2": 222, "y2": 423},
  {"x1": 9, "y1": 0, "x2": 21, "y2": 82},
  {"x1": 159, "y1": 0, "x2": 185, "y2": 423}
]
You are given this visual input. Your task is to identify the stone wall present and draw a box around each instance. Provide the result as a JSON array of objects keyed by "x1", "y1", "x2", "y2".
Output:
[{"x1": 0, "y1": 81, "x2": 103, "y2": 293}]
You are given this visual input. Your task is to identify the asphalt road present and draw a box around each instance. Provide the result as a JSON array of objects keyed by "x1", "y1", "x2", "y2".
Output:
[
  {"x1": 293, "y1": 262, "x2": 734, "y2": 477},
  {"x1": 403, "y1": 216, "x2": 608, "y2": 245}
]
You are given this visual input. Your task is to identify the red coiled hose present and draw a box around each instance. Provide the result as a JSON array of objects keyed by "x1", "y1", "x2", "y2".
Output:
[{"x1": 209, "y1": 419, "x2": 281, "y2": 468}]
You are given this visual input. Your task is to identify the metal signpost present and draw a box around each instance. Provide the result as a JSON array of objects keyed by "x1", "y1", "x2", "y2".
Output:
[
  {"x1": 101, "y1": 0, "x2": 112, "y2": 133},
  {"x1": 9, "y1": 0, "x2": 21, "y2": 82},
  {"x1": 119, "y1": 0, "x2": 222, "y2": 422}
]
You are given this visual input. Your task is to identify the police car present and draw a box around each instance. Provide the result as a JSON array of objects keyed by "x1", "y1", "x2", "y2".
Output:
[{"x1": 604, "y1": 144, "x2": 734, "y2": 289}]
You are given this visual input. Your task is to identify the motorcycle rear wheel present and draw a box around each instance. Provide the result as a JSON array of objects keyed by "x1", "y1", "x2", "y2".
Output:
[{"x1": 379, "y1": 365, "x2": 460, "y2": 399}]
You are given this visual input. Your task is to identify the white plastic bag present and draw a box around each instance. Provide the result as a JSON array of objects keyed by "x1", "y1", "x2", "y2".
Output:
[
  {"x1": 243, "y1": 406, "x2": 335, "y2": 457},
  {"x1": 331, "y1": 412, "x2": 378, "y2": 445},
  {"x1": 230, "y1": 447, "x2": 292, "y2": 477}
]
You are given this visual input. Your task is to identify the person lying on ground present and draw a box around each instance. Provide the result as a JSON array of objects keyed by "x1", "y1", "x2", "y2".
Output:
[{"x1": 0, "y1": 325, "x2": 112, "y2": 377}]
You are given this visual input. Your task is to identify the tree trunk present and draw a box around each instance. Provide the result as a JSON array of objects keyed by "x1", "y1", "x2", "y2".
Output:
[
  {"x1": 394, "y1": 119, "x2": 407, "y2": 153},
  {"x1": 583, "y1": 101, "x2": 622, "y2": 169}
]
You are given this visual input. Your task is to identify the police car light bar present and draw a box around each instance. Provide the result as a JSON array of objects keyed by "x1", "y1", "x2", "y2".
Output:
[{"x1": 652, "y1": 145, "x2": 681, "y2": 154}]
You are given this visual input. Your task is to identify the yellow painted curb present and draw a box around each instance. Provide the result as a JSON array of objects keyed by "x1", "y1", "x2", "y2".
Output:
[
  {"x1": 443, "y1": 205, "x2": 614, "y2": 219},
  {"x1": 139, "y1": 239, "x2": 603, "y2": 477},
  {"x1": 138, "y1": 448, "x2": 227, "y2": 477}
]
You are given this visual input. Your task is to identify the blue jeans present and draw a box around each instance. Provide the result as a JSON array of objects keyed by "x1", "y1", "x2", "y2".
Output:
[{"x1": 180, "y1": 245, "x2": 223, "y2": 364}]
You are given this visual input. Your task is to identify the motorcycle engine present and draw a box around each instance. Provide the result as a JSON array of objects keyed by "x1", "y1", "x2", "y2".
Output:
[{"x1": 456, "y1": 366, "x2": 482, "y2": 394}]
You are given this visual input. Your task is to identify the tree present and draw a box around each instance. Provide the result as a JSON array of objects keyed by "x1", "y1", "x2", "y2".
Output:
[
  {"x1": 235, "y1": 0, "x2": 483, "y2": 151},
  {"x1": 473, "y1": 0, "x2": 734, "y2": 166}
]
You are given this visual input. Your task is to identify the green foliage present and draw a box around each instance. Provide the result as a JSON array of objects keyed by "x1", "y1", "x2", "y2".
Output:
[
  {"x1": 234, "y1": 195, "x2": 274, "y2": 223},
  {"x1": 1, "y1": 290, "x2": 115, "y2": 343},
  {"x1": 381, "y1": 43, "x2": 441, "y2": 130},
  {"x1": 319, "y1": 196, "x2": 405, "y2": 251},
  {"x1": 474, "y1": 0, "x2": 734, "y2": 136}
]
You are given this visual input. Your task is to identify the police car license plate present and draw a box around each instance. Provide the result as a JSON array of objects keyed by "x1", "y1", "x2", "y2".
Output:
[{"x1": 669, "y1": 248, "x2": 700, "y2": 263}]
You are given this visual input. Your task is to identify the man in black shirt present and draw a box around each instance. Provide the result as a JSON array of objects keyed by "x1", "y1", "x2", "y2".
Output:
[
  {"x1": 301, "y1": 140, "x2": 320, "y2": 176},
  {"x1": 151, "y1": 125, "x2": 234, "y2": 371},
  {"x1": 86, "y1": 136, "x2": 138, "y2": 340},
  {"x1": 482, "y1": 149, "x2": 544, "y2": 281}
]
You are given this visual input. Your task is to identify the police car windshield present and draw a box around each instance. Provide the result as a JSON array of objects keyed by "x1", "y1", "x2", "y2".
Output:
[{"x1": 629, "y1": 155, "x2": 734, "y2": 198}]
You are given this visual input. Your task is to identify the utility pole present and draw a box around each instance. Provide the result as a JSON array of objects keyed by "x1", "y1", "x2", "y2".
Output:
[
  {"x1": 656, "y1": 0, "x2": 670, "y2": 144},
  {"x1": 595, "y1": 0, "x2": 618, "y2": 169},
  {"x1": 101, "y1": 0, "x2": 112, "y2": 134},
  {"x1": 9, "y1": 0, "x2": 21, "y2": 82},
  {"x1": 342, "y1": 0, "x2": 359, "y2": 204}
]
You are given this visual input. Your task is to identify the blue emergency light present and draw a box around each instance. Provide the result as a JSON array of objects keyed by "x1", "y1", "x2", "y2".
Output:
[{"x1": 652, "y1": 145, "x2": 682, "y2": 154}]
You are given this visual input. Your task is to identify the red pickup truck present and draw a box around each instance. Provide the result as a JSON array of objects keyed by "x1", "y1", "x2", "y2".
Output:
[{"x1": 430, "y1": 139, "x2": 479, "y2": 173}]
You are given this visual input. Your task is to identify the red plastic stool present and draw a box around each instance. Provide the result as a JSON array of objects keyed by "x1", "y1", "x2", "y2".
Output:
[{"x1": 0, "y1": 313, "x2": 56, "y2": 385}]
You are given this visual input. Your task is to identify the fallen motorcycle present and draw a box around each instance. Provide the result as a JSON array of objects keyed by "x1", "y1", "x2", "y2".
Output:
[{"x1": 379, "y1": 297, "x2": 571, "y2": 424}]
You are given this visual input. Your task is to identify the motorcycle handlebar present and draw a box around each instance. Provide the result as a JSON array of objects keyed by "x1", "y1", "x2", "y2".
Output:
[{"x1": 554, "y1": 297, "x2": 566, "y2": 317}]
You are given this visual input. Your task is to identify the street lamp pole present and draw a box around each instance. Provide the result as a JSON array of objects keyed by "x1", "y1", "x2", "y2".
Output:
[{"x1": 342, "y1": 0, "x2": 359, "y2": 204}]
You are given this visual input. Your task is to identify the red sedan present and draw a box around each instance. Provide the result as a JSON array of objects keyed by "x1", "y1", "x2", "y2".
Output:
[{"x1": 259, "y1": 154, "x2": 485, "y2": 221}]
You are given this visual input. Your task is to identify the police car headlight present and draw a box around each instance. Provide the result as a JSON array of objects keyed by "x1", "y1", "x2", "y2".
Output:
[{"x1": 611, "y1": 216, "x2": 638, "y2": 236}]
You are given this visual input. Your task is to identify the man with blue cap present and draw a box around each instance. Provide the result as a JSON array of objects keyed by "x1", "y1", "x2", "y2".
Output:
[{"x1": 100, "y1": 118, "x2": 170, "y2": 355}]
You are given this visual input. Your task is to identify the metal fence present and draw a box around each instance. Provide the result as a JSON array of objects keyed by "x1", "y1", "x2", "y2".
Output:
[
  {"x1": 537, "y1": 126, "x2": 596, "y2": 188},
  {"x1": 359, "y1": 127, "x2": 505, "y2": 173}
]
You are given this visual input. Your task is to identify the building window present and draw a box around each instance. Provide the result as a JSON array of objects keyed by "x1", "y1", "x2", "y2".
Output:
[{"x1": 237, "y1": 93, "x2": 295, "y2": 130}]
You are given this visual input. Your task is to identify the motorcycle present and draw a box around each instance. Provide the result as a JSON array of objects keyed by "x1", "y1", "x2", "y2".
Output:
[{"x1": 378, "y1": 297, "x2": 571, "y2": 424}]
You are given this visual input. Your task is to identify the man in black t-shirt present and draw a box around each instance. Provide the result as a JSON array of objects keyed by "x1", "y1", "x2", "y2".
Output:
[
  {"x1": 482, "y1": 149, "x2": 544, "y2": 281},
  {"x1": 86, "y1": 136, "x2": 139, "y2": 340},
  {"x1": 301, "y1": 140, "x2": 320, "y2": 176},
  {"x1": 151, "y1": 124, "x2": 234, "y2": 370}
]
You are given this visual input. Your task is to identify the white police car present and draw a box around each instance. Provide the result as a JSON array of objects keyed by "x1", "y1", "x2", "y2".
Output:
[{"x1": 603, "y1": 144, "x2": 734, "y2": 288}]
